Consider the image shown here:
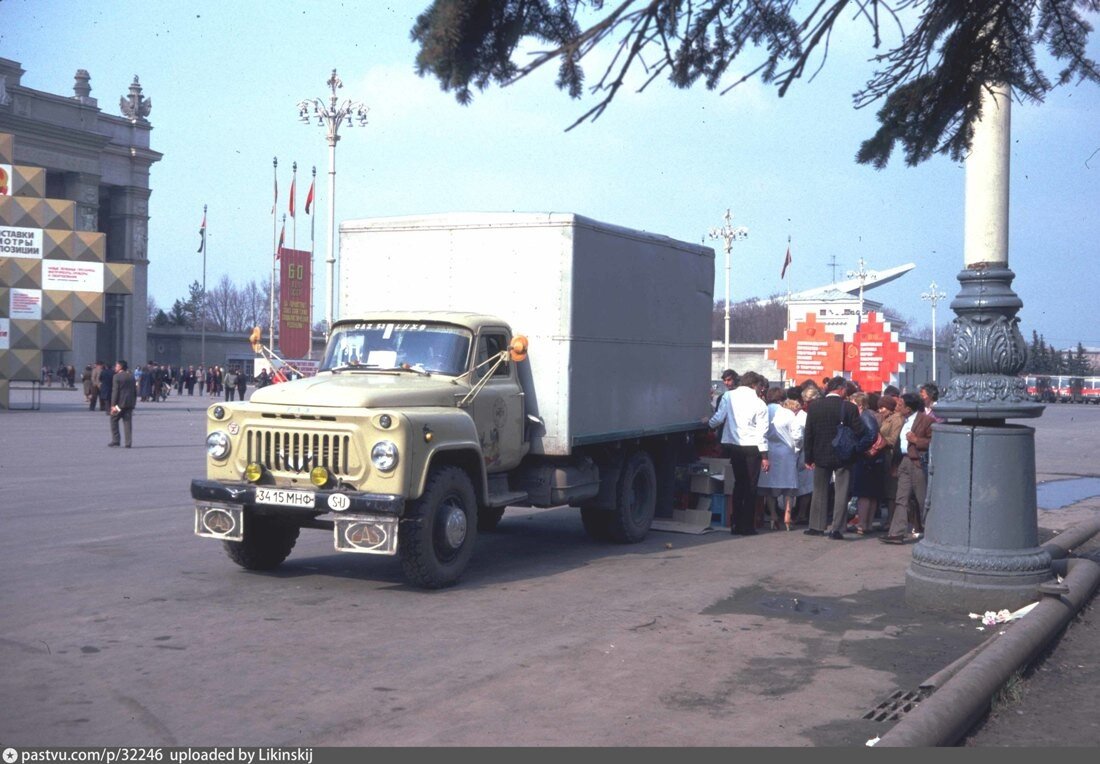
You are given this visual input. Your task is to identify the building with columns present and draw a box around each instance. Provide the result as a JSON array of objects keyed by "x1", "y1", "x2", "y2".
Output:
[{"x1": 0, "y1": 57, "x2": 161, "y2": 371}]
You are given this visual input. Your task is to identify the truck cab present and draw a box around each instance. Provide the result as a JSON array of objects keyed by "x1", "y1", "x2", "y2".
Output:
[{"x1": 191, "y1": 312, "x2": 529, "y2": 588}]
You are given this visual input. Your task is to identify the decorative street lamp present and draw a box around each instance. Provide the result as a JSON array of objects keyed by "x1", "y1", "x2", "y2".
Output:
[
  {"x1": 708, "y1": 209, "x2": 749, "y2": 371},
  {"x1": 297, "y1": 69, "x2": 368, "y2": 336},
  {"x1": 907, "y1": 80, "x2": 1050, "y2": 614},
  {"x1": 920, "y1": 280, "x2": 948, "y2": 381}
]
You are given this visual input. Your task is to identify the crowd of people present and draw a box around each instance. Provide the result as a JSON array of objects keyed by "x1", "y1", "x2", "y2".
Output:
[
  {"x1": 79, "y1": 362, "x2": 272, "y2": 409},
  {"x1": 40, "y1": 364, "x2": 78, "y2": 388},
  {"x1": 706, "y1": 371, "x2": 941, "y2": 545}
]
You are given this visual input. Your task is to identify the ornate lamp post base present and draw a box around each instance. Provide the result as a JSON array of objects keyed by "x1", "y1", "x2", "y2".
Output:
[{"x1": 906, "y1": 265, "x2": 1053, "y2": 613}]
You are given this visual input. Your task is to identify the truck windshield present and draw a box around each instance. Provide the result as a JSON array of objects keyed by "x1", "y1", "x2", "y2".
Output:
[{"x1": 322, "y1": 322, "x2": 472, "y2": 376}]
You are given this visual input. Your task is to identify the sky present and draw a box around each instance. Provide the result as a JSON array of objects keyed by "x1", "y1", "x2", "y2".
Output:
[{"x1": 2, "y1": 0, "x2": 1098, "y2": 349}]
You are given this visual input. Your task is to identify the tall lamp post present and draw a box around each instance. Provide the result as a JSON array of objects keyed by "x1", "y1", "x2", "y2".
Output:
[
  {"x1": 708, "y1": 209, "x2": 749, "y2": 371},
  {"x1": 920, "y1": 280, "x2": 948, "y2": 381},
  {"x1": 297, "y1": 69, "x2": 368, "y2": 336}
]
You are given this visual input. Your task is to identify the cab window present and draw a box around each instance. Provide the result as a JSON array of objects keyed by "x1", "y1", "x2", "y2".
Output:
[{"x1": 475, "y1": 333, "x2": 511, "y2": 379}]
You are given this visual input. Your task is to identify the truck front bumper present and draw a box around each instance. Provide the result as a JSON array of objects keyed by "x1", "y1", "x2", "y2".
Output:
[{"x1": 190, "y1": 479, "x2": 405, "y2": 555}]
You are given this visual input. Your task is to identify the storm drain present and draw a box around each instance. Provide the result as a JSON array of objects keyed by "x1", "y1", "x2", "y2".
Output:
[{"x1": 863, "y1": 688, "x2": 932, "y2": 722}]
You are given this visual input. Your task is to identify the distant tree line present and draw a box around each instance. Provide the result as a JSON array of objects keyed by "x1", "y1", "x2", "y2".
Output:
[
  {"x1": 147, "y1": 276, "x2": 274, "y2": 333},
  {"x1": 148, "y1": 276, "x2": 328, "y2": 335},
  {"x1": 1027, "y1": 332, "x2": 1095, "y2": 376}
]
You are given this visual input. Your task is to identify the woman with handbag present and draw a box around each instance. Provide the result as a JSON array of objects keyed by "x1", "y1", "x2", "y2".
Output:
[{"x1": 849, "y1": 392, "x2": 886, "y2": 535}]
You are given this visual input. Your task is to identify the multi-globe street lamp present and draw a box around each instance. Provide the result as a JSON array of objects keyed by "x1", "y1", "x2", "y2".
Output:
[
  {"x1": 708, "y1": 209, "x2": 749, "y2": 371},
  {"x1": 297, "y1": 69, "x2": 368, "y2": 336},
  {"x1": 920, "y1": 280, "x2": 948, "y2": 381}
]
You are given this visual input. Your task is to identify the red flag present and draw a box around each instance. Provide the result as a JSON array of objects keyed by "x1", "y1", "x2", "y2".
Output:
[
  {"x1": 304, "y1": 179, "x2": 315, "y2": 215},
  {"x1": 781, "y1": 245, "x2": 792, "y2": 279},
  {"x1": 197, "y1": 210, "x2": 206, "y2": 254},
  {"x1": 277, "y1": 221, "x2": 285, "y2": 258},
  {"x1": 288, "y1": 176, "x2": 296, "y2": 218}
]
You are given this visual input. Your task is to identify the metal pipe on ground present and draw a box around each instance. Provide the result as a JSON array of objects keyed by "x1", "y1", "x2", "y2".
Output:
[
  {"x1": 1042, "y1": 516, "x2": 1100, "y2": 560},
  {"x1": 875, "y1": 556, "x2": 1100, "y2": 747}
]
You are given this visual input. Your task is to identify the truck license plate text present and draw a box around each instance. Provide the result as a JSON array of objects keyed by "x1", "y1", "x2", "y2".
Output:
[{"x1": 255, "y1": 488, "x2": 315, "y2": 508}]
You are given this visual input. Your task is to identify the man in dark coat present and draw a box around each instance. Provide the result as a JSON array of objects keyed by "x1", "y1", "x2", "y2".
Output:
[
  {"x1": 802, "y1": 376, "x2": 866, "y2": 539},
  {"x1": 97, "y1": 362, "x2": 114, "y2": 415},
  {"x1": 109, "y1": 360, "x2": 138, "y2": 448}
]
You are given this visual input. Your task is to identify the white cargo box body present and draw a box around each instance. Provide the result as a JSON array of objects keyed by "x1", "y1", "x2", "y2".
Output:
[{"x1": 339, "y1": 212, "x2": 715, "y2": 456}]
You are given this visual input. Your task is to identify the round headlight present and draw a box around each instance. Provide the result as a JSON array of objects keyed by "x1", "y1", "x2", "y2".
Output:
[
  {"x1": 206, "y1": 431, "x2": 231, "y2": 460},
  {"x1": 244, "y1": 462, "x2": 264, "y2": 482},
  {"x1": 310, "y1": 466, "x2": 331, "y2": 487},
  {"x1": 370, "y1": 441, "x2": 399, "y2": 472},
  {"x1": 212, "y1": 405, "x2": 226, "y2": 420}
]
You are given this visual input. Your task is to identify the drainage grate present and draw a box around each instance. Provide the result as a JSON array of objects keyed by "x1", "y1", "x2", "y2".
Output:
[{"x1": 863, "y1": 688, "x2": 931, "y2": 722}]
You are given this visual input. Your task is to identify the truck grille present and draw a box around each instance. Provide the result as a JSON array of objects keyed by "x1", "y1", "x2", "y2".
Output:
[{"x1": 246, "y1": 429, "x2": 353, "y2": 476}]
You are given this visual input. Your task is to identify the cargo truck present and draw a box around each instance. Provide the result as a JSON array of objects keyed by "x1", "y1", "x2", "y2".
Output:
[{"x1": 191, "y1": 212, "x2": 715, "y2": 587}]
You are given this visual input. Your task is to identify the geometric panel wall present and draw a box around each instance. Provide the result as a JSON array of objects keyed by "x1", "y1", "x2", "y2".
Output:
[{"x1": 0, "y1": 131, "x2": 133, "y2": 400}]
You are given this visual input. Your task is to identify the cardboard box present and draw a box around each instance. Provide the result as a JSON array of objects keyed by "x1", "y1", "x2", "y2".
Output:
[
  {"x1": 690, "y1": 473, "x2": 720, "y2": 494},
  {"x1": 699, "y1": 457, "x2": 734, "y2": 495}
]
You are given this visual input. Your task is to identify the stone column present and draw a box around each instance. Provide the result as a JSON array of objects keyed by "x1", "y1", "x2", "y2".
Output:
[
  {"x1": 906, "y1": 84, "x2": 1052, "y2": 612},
  {"x1": 103, "y1": 185, "x2": 151, "y2": 367}
]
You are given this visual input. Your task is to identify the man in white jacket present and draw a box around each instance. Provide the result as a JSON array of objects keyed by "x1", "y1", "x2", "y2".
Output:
[{"x1": 708, "y1": 370, "x2": 770, "y2": 536}]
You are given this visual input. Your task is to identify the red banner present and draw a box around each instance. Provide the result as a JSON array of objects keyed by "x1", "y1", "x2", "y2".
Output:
[{"x1": 278, "y1": 247, "x2": 311, "y2": 359}]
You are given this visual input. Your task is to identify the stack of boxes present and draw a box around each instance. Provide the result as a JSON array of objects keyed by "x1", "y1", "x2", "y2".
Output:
[{"x1": 673, "y1": 456, "x2": 733, "y2": 529}]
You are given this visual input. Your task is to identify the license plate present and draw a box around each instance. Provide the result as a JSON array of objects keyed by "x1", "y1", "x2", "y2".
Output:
[{"x1": 255, "y1": 487, "x2": 315, "y2": 508}]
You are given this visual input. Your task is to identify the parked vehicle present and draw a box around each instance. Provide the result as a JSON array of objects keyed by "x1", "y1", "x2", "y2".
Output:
[{"x1": 191, "y1": 213, "x2": 715, "y2": 587}]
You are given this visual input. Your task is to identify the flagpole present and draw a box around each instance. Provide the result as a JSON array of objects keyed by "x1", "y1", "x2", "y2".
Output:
[
  {"x1": 291, "y1": 161, "x2": 298, "y2": 250},
  {"x1": 308, "y1": 166, "x2": 316, "y2": 360},
  {"x1": 277, "y1": 214, "x2": 286, "y2": 357},
  {"x1": 270, "y1": 156, "x2": 278, "y2": 350},
  {"x1": 200, "y1": 204, "x2": 207, "y2": 376}
]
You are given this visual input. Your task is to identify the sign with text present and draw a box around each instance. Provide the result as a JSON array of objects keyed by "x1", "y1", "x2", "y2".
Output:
[
  {"x1": 43, "y1": 260, "x2": 103, "y2": 292},
  {"x1": 10, "y1": 288, "x2": 41, "y2": 319},
  {"x1": 0, "y1": 225, "x2": 42, "y2": 258},
  {"x1": 278, "y1": 247, "x2": 311, "y2": 359},
  {"x1": 766, "y1": 313, "x2": 845, "y2": 383}
]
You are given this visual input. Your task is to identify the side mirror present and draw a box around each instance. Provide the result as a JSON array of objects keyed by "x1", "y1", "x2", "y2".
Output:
[{"x1": 509, "y1": 335, "x2": 529, "y2": 362}]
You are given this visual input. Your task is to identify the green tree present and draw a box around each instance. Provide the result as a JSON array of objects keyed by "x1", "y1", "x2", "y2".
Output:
[{"x1": 412, "y1": 0, "x2": 1099, "y2": 167}]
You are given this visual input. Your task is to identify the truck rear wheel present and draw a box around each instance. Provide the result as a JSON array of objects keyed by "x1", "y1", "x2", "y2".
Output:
[
  {"x1": 222, "y1": 511, "x2": 300, "y2": 570},
  {"x1": 400, "y1": 466, "x2": 478, "y2": 588},
  {"x1": 608, "y1": 451, "x2": 657, "y2": 543}
]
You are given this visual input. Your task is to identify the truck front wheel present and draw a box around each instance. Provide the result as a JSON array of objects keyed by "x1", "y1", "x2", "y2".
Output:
[
  {"x1": 400, "y1": 466, "x2": 478, "y2": 588},
  {"x1": 608, "y1": 450, "x2": 657, "y2": 543},
  {"x1": 222, "y1": 511, "x2": 300, "y2": 570}
]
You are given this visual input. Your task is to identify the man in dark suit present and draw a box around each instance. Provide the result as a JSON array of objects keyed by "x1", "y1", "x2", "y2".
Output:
[
  {"x1": 881, "y1": 392, "x2": 934, "y2": 543},
  {"x1": 109, "y1": 360, "x2": 138, "y2": 448},
  {"x1": 802, "y1": 376, "x2": 866, "y2": 539}
]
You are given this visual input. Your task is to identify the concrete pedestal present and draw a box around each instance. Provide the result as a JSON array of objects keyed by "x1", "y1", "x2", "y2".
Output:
[{"x1": 906, "y1": 422, "x2": 1053, "y2": 613}]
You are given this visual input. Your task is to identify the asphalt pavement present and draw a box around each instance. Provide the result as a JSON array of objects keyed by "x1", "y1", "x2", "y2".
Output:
[{"x1": 1, "y1": 385, "x2": 1098, "y2": 748}]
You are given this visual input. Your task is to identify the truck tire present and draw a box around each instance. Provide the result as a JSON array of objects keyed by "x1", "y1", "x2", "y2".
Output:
[
  {"x1": 399, "y1": 466, "x2": 478, "y2": 589},
  {"x1": 477, "y1": 506, "x2": 506, "y2": 532},
  {"x1": 580, "y1": 507, "x2": 614, "y2": 542},
  {"x1": 607, "y1": 450, "x2": 657, "y2": 543},
  {"x1": 222, "y1": 512, "x2": 300, "y2": 570}
]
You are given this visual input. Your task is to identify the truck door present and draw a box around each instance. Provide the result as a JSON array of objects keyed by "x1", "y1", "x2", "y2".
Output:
[{"x1": 470, "y1": 329, "x2": 528, "y2": 471}]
